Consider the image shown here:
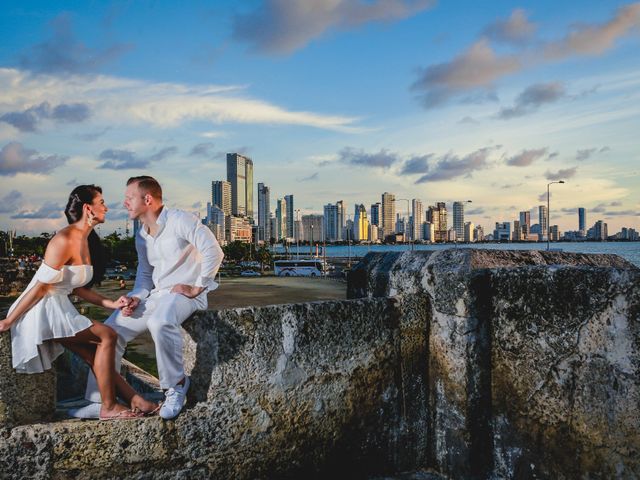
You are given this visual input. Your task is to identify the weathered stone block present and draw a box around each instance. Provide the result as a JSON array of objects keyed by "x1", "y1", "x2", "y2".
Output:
[{"x1": 0, "y1": 331, "x2": 56, "y2": 429}]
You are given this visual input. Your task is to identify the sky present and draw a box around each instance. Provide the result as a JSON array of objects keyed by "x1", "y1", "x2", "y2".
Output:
[{"x1": 0, "y1": 0, "x2": 639, "y2": 236}]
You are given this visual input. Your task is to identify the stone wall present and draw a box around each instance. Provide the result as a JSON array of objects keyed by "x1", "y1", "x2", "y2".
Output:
[{"x1": 0, "y1": 249, "x2": 638, "y2": 479}]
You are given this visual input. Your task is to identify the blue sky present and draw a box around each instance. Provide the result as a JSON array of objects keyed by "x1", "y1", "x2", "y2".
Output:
[{"x1": 0, "y1": 0, "x2": 639, "y2": 235}]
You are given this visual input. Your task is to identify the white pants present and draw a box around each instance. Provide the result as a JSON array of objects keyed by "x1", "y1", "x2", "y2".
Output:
[{"x1": 85, "y1": 289, "x2": 207, "y2": 402}]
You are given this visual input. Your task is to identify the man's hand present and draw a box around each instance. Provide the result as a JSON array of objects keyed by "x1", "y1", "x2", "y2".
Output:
[
  {"x1": 171, "y1": 284, "x2": 205, "y2": 298},
  {"x1": 106, "y1": 295, "x2": 131, "y2": 310},
  {"x1": 121, "y1": 296, "x2": 140, "y2": 317}
]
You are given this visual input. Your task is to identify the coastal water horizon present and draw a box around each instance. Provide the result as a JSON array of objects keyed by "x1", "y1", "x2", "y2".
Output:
[{"x1": 276, "y1": 241, "x2": 640, "y2": 267}]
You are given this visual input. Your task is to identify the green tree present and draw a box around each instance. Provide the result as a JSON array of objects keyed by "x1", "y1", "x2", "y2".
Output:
[
  {"x1": 256, "y1": 244, "x2": 273, "y2": 272},
  {"x1": 223, "y1": 241, "x2": 251, "y2": 263}
]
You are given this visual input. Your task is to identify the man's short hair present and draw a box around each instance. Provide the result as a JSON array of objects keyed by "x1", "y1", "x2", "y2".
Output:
[{"x1": 127, "y1": 176, "x2": 163, "y2": 200}]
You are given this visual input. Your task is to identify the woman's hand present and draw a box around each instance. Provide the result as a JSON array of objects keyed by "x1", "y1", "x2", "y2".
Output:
[
  {"x1": 105, "y1": 296, "x2": 131, "y2": 310},
  {"x1": 0, "y1": 318, "x2": 16, "y2": 333}
]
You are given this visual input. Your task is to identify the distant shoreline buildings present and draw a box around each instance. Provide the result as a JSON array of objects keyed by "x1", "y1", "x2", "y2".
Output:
[{"x1": 202, "y1": 154, "x2": 639, "y2": 246}]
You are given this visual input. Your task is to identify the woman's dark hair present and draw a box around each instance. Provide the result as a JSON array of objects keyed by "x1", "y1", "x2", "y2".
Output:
[{"x1": 64, "y1": 185, "x2": 106, "y2": 287}]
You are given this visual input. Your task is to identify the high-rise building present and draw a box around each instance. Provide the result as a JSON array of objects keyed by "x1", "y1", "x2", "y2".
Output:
[
  {"x1": 494, "y1": 222, "x2": 511, "y2": 242},
  {"x1": 269, "y1": 214, "x2": 277, "y2": 242},
  {"x1": 538, "y1": 205, "x2": 548, "y2": 241},
  {"x1": 209, "y1": 205, "x2": 226, "y2": 245},
  {"x1": 513, "y1": 220, "x2": 522, "y2": 241},
  {"x1": 226, "y1": 215, "x2": 252, "y2": 243},
  {"x1": 453, "y1": 201, "x2": 465, "y2": 241},
  {"x1": 427, "y1": 203, "x2": 448, "y2": 242},
  {"x1": 257, "y1": 183, "x2": 270, "y2": 242},
  {"x1": 519, "y1": 211, "x2": 531, "y2": 238},
  {"x1": 301, "y1": 214, "x2": 323, "y2": 244},
  {"x1": 336, "y1": 200, "x2": 345, "y2": 241},
  {"x1": 423, "y1": 222, "x2": 435, "y2": 242},
  {"x1": 381, "y1": 192, "x2": 396, "y2": 239},
  {"x1": 412, "y1": 199, "x2": 424, "y2": 241},
  {"x1": 212, "y1": 180, "x2": 231, "y2": 216},
  {"x1": 593, "y1": 220, "x2": 608, "y2": 240},
  {"x1": 370, "y1": 203, "x2": 381, "y2": 227},
  {"x1": 323, "y1": 203, "x2": 339, "y2": 241},
  {"x1": 353, "y1": 204, "x2": 369, "y2": 241},
  {"x1": 464, "y1": 222, "x2": 475, "y2": 242},
  {"x1": 226, "y1": 153, "x2": 253, "y2": 219},
  {"x1": 474, "y1": 225, "x2": 484, "y2": 242},
  {"x1": 275, "y1": 198, "x2": 287, "y2": 240},
  {"x1": 550, "y1": 225, "x2": 561, "y2": 241},
  {"x1": 285, "y1": 195, "x2": 294, "y2": 241},
  {"x1": 578, "y1": 207, "x2": 586, "y2": 235}
]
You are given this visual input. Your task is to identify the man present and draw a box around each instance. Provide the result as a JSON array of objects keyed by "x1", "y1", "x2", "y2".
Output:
[{"x1": 78, "y1": 176, "x2": 224, "y2": 419}]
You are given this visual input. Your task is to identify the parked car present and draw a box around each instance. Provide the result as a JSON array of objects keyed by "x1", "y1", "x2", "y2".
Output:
[{"x1": 240, "y1": 270, "x2": 261, "y2": 277}]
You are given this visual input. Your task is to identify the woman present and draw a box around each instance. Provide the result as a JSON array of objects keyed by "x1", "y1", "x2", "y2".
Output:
[{"x1": 0, "y1": 185, "x2": 157, "y2": 420}]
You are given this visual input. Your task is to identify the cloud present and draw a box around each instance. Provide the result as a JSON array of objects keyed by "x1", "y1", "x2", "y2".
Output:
[
  {"x1": 544, "y1": 3, "x2": 640, "y2": 59},
  {"x1": 0, "y1": 101, "x2": 91, "y2": 132},
  {"x1": 299, "y1": 172, "x2": 319, "y2": 181},
  {"x1": 467, "y1": 207, "x2": 485, "y2": 215},
  {"x1": 0, "y1": 142, "x2": 68, "y2": 176},
  {"x1": 599, "y1": 146, "x2": 610, "y2": 153},
  {"x1": 545, "y1": 166, "x2": 577, "y2": 181},
  {"x1": 75, "y1": 127, "x2": 110, "y2": 141},
  {"x1": 411, "y1": 39, "x2": 521, "y2": 107},
  {"x1": 458, "y1": 116, "x2": 478, "y2": 124},
  {"x1": 11, "y1": 201, "x2": 64, "y2": 219},
  {"x1": 482, "y1": 9, "x2": 537, "y2": 45},
  {"x1": 400, "y1": 154, "x2": 432, "y2": 174},
  {"x1": 0, "y1": 69, "x2": 360, "y2": 132},
  {"x1": 0, "y1": 190, "x2": 23, "y2": 213},
  {"x1": 603, "y1": 210, "x2": 639, "y2": 217},
  {"x1": 415, "y1": 146, "x2": 497, "y2": 182},
  {"x1": 19, "y1": 13, "x2": 133, "y2": 74},
  {"x1": 412, "y1": 4, "x2": 640, "y2": 108},
  {"x1": 189, "y1": 142, "x2": 216, "y2": 158},
  {"x1": 499, "y1": 183, "x2": 523, "y2": 189},
  {"x1": 506, "y1": 147, "x2": 548, "y2": 166},
  {"x1": 338, "y1": 147, "x2": 399, "y2": 169},
  {"x1": 498, "y1": 82, "x2": 565, "y2": 119},
  {"x1": 576, "y1": 148, "x2": 597, "y2": 161},
  {"x1": 232, "y1": 0, "x2": 434, "y2": 55},
  {"x1": 538, "y1": 192, "x2": 548, "y2": 202},
  {"x1": 98, "y1": 146, "x2": 177, "y2": 170}
]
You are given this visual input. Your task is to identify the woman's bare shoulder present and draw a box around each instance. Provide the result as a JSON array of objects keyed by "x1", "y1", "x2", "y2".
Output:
[{"x1": 45, "y1": 228, "x2": 75, "y2": 267}]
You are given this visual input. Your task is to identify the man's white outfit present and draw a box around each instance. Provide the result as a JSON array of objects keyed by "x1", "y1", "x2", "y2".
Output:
[{"x1": 85, "y1": 207, "x2": 223, "y2": 406}]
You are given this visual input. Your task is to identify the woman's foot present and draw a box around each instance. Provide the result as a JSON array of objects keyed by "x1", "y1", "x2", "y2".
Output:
[
  {"x1": 99, "y1": 402, "x2": 140, "y2": 420},
  {"x1": 130, "y1": 394, "x2": 160, "y2": 415}
]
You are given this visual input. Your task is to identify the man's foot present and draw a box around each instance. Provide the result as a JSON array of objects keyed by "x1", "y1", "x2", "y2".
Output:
[
  {"x1": 130, "y1": 395, "x2": 160, "y2": 415},
  {"x1": 69, "y1": 402, "x2": 101, "y2": 419},
  {"x1": 159, "y1": 376, "x2": 190, "y2": 420},
  {"x1": 99, "y1": 403, "x2": 141, "y2": 421}
]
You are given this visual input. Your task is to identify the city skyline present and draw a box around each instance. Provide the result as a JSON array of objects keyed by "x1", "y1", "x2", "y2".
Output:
[{"x1": 0, "y1": 1, "x2": 638, "y2": 235}]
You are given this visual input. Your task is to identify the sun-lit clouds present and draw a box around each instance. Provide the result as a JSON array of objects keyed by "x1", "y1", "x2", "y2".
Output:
[
  {"x1": 411, "y1": 39, "x2": 521, "y2": 107},
  {"x1": 415, "y1": 146, "x2": 500, "y2": 182},
  {"x1": 337, "y1": 147, "x2": 400, "y2": 169},
  {"x1": 545, "y1": 166, "x2": 578, "y2": 181},
  {"x1": 98, "y1": 146, "x2": 178, "y2": 170},
  {"x1": 0, "y1": 142, "x2": 68, "y2": 176},
  {"x1": 498, "y1": 83, "x2": 565, "y2": 119},
  {"x1": 232, "y1": 0, "x2": 434, "y2": 55},
  {"x1": 544, "y1": 3, "x2": 640, "y2": 59},
  {"x1": 412, "y1": 4, "x2": 640, "y2": 108},
  {"x1": 0, "y1": 68, "x2": 362, "y2": 132},
  {"x1": 0, "y1": 101, "x2": 91, "y2": 132},
  {"x1": 506, "y1": 148, "x2": 548, "y2": 167},
  {"x1": 11, "y1": 201, "x2": 64, "y2": 219},
  {"x1": 19, "y1": 13, "x2": 133, "y2": 74},
  {"x1": 399, "y1": 154, "x2": 432, "y2": 174},
  {"x1": 482, "y1": 9, "x2": 537, "y2": 45}
]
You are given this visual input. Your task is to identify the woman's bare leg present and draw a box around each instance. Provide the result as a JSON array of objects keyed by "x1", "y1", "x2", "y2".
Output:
[
  {"x1": 61, "y1": 340, "x2": 157, "y2": 412},
  {"x1": 57, "y1": 321, "x2": 135, "y2": 417}
]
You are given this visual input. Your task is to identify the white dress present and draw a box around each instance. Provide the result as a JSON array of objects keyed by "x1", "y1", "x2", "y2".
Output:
[{"x1": 8, "y1": 263, "x2": 94, "y2": 373}]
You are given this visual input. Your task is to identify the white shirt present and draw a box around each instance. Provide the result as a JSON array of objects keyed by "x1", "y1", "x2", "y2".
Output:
[{"x1": 129, "y1": 207, "x2": 224, "y2": 299}]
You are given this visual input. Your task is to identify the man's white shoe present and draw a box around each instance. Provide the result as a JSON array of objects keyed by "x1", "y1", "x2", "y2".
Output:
[
  {"x1": 159, "y1": 376, "x2": 190, "y2": 420},
  {"x1": 68, "y1": 402, "x2": 101, "y2": 419}
]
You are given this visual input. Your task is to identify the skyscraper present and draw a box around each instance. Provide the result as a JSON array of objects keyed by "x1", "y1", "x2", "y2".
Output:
[
  {"x1": 285, "y1": 195, "x2": 294, "y2": 241},
  {"x1": 539, "y1": 205, "x2": 548, "y2": 240},
  {"x1": 519, "y1": 211, "x2": 531, "y2": 238},
  {"x1": 412, "y1": 199, "x2": 423, "y2": 241},
  {"x1": 427, "y1": 203, "x2": 447, "y2": 242},
  {"x1": 275, "y1": 198, "x2": 287, "y2": 240},
  {"x1": 381, "y1": 192, "x2": 395, "y2": 239},
  {"x1": 323, "y1": 203, "x2": 339, "y2": 241},
  {"x1": 257, "y1": 183, "x2": 270, "y2": 242},
  {"x1": 578, "y1": 207, "x2": 586, "y2": 235},
  {"x1": 353, "y1": 204, "x2": 369, "y2": 241},
  {"x1": 370, "y1": 202, "x2": 381, "y2": 227},
  {"x1": 226, "y1": 153, "x2": 253, "y2": 219},
  {"x1": 302, "y1": 214, "x2": 323, "y2": 244},
  {"x1": 453, "y1": 201, "x2": 465, "y2": 241},
  {"x1": 336, "y1": 200, "x2": 345, "y2": 241},
  {"x1": 212, "y1": 180, "x2": 231, "y2": 216}
]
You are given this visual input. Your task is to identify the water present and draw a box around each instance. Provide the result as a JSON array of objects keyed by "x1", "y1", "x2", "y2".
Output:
[{"x1": 279, "y1": 242, "x2": 640, "y2": 267}]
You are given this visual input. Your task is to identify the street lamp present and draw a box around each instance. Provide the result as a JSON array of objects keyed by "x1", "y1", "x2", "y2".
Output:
[
  {"x1": 547, "y1": 181, "x2": 565, "y2": 251},
  {"x1": 310, "y1": 224, "x2": 314, "y2": 257},
  {"x1": 397, "y1": 198, "x2": 411, "y2": 250}
]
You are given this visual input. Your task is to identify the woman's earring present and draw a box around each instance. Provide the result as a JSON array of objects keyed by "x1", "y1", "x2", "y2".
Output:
[{"x1": 87, "y1": 212, "x2": 95, "y2": 227}]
